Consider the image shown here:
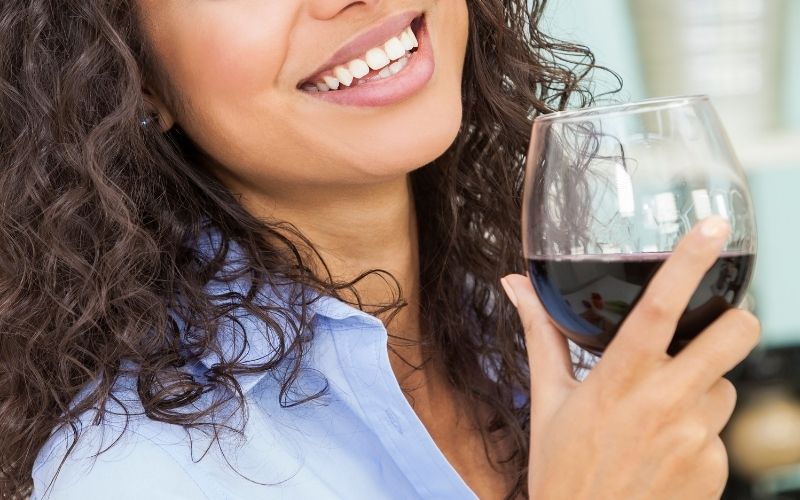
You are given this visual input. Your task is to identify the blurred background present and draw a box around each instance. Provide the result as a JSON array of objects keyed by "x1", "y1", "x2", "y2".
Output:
[{"x1": 543, "y1": 0, "x2": 800, "y2": 498}]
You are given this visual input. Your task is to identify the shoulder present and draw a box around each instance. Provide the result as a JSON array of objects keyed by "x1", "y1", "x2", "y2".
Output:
[
  {"x1": 29, "y1": 369, "x2": 218, "y2": 500},
  {"x1": 30, "y1": 407, "x2": 211, "y2": 500}
]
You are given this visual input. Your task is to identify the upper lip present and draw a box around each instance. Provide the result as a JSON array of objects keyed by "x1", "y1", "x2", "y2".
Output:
[{"x1": 298, "y1": 10, "x2": 422, "y2": 85}]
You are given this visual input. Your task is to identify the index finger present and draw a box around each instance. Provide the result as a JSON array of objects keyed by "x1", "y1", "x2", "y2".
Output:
[{"x1": 607, "y1": 215, "x2": 731, "y2": 358}]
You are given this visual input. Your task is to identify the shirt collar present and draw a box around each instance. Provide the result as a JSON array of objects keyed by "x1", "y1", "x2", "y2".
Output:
[{"x1": 179, "y1": 221, "x2": 382, "y2": 393}]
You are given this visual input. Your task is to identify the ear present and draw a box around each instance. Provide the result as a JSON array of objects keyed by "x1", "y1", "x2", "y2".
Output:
[{"x1": 142, "y1": 85, "x2": 176, "y2": 133}]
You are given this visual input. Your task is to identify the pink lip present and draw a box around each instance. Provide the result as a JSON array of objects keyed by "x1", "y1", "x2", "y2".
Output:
[
  {"x1": 299, "y1": 10, "x2": 422, "y2": 85},
  {"x1": 301, "y1": 16, "x2": 434, "y2": 107}
]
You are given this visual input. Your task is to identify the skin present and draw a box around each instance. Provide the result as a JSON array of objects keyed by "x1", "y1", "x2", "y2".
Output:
[
  {"x1": 136, "y1": 1, "x2": 762, "y2": 498},
  {"x1": 135, "y1": 0, "x2": 467, "y2": 354},
  {"x1": 503, "y1": 216, "x2": 761, "y2": 499},
  {"x1": 136, "y1": 0, "x2": 517, "y2": 497}
]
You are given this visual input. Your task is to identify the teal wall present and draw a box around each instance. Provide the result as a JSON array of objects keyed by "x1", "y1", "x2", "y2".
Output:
[
  {"x1": 542, "y1": 0, "x2": 646, "y2": 101},
  {"x1": 748, "y1": 168, "x2": 800, "y2": 346},
  {"x1": 543, "y1": 0, "x2": 800, "y2": 346},
  {"x1": 785, "y1": 0, "x2": 800, "y2": 129}
]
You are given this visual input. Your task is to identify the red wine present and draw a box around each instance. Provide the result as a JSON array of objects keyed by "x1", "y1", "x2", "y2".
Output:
[{"x1": 527, "y1": 252, "x2": 755, "y2": 355}]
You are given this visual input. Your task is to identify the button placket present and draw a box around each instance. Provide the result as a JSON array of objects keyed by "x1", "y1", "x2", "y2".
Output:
[
  {"x1": 366, "y1": 325, "x2": 478, "y2": 499},
  {"x1": 320, "y1": 304, "x2": 478, "y2": 499}
]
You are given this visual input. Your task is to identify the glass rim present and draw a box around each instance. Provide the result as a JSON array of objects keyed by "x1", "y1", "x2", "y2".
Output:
[{"x1": 533, "y1": 94, "x2": 710, "y2": 124}]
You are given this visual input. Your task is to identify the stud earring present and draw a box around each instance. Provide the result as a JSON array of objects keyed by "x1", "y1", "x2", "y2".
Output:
[{"x1": 139, "y1": 113, "x2": 158, "y2": 129}]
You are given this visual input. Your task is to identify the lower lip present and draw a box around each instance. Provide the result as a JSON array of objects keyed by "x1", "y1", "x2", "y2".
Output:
[{"x1": 300, "y1": 17, "x2": 435, "y2": 107}]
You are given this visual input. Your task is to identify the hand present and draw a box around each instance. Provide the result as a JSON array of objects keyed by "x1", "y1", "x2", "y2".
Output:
[{"x1": 501, "y1": 216, "x2": 761, "y2": 500}]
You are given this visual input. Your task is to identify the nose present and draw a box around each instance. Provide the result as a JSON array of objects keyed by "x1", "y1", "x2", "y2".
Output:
[{"x1": 306, "y1": 0, "x2": 382, "y2": 20}]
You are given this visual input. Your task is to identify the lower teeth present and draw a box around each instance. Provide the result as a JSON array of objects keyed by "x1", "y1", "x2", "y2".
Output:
[{"x1": 304, "y1": 50, "x2": 415, "y2": 92}]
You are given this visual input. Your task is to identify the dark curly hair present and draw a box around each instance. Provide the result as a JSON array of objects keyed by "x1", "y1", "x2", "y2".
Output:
[{"x1": 0, "y1": 0, "x2": 619, "y2": 497}]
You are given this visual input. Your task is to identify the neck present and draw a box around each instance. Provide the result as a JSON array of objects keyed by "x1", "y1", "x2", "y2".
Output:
[
  {"x1": 217, "y1": 173, "x2": 426, "y2": 382},
  {"x1": 244, "y1": 175, "x2": 419, "y2": 310}
]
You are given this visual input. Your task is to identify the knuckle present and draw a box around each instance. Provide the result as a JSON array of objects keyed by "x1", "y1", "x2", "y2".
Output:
[
  {"x1": 635, "y1": 295, "x2": 673, "y2": 322},
  {"x1": 670, "y1": 421, "x2": 710, "y2": 454},
  {"x1": 727, "y1": 310, "x2": 762, "y2": 349},
  {"x1": 520, "y1": 313, "x2": 537, "y2": 336},
  {"x1": 682, "y1": 239, "x2": 710, "y2": 262},
  {"x1": 643, "y1": 370, "x2": 690, "y2": 412},
  {"x1": 699, "y1": 437, "x2": 730, "y2": 490},
  {"x1": 717, "y1": 377, "x2": 738, "y2": 409},
  {"x1": 515, "y1": 305, "x2": 539, "y2": 335},
  {"x1": 668, "y1": 436, "x2": 729, "y2": 496},
  {"x1": 657, "y1": 424, "x2": 728, "y2": 494}
]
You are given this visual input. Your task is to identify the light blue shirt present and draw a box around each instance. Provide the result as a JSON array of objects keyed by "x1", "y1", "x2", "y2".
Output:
[{"x1": 31, "y1": 225, "x2": 525, "y2": 499}]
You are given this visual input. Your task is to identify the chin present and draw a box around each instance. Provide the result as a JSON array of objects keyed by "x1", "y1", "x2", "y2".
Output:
[{"x1": 333, "y1": 87, "x2": 464, "y2": 181}]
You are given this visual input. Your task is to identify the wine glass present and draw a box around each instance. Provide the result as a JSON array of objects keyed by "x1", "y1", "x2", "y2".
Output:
[{"x1": 522, "y1": 95, "x2": 757, "y2": 356}]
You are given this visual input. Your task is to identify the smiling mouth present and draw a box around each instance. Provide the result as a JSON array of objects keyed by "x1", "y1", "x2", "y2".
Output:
[{"x1": 297, "y1": 16, "x2": 424, "y2": 93}]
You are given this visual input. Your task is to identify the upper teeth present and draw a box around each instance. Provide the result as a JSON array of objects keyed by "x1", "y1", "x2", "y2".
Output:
[{"x1": 302, "y1": 25, "x2": 419, "y2": 92}]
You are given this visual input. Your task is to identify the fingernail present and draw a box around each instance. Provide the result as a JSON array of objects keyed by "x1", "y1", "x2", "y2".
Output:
[
  {"x1": 500, "y1": 277, "x2": 518, "y2": 308},
  {"x1": 700, "y1": 215, "x2": 730, "y2": 239}
]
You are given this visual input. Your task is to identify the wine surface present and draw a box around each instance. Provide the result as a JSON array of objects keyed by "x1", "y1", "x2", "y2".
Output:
[{"x1": 527, "y1": 252, "x2": 755, "y2": 355}]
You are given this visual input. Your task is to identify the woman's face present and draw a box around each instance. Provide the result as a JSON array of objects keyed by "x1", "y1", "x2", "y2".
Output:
[{"x1": 136, "y1": 0, "x2": 469, "y2": 196}]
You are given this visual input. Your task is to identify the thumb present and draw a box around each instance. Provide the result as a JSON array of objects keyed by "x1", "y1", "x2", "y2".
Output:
[{"x1": 501, "y1": 274, "x2": 577, "y2": 397}]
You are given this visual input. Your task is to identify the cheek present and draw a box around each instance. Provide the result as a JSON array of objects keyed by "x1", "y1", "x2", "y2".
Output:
[
  {"x1": 193, "y1": 37, "x2": 271, "y2": 93},
  {"x1": 165, "y1": 5, "x2": 292, "y2": 104},
  {"x1": 152, "y1": 5, "x2": 301, "y2": 176},
  {"x1": 148, "y1": 0, "x2": 472, "y2": 189}
]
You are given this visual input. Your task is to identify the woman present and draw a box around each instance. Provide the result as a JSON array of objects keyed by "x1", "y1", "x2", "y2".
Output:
[{"x1": 0, "y1": 1, "x2": 760, "y2": 499}]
